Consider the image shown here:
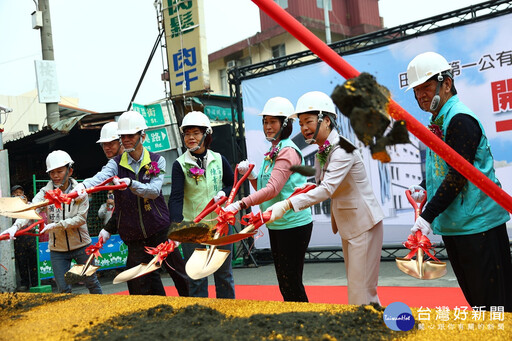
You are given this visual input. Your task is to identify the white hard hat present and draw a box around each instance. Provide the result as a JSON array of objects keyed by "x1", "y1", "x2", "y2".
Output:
[
  {"x1": 406, "y1": 52, "x2": 452, "y2": 91},
  {"x1": 117, "y1": 111, "x2": 148, "y2": 135},
  {"x1": 96, "y1": 122, "x2": 120, "y2": 143},
  {"x1": 258, "y1": 97, "x2": 295, "y2": 118},
  {"x1": 291, "y1": 91, "x2": 337, "y2": 119},
  {"x1": 180, "y1": 111, "x2": 212, "y2": 134},
  {"x1": 46, "y1": 150, "x2": 74, "y2": 173}
]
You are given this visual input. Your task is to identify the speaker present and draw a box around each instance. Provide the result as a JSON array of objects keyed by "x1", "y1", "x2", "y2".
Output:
[{"x1": 211, "y1": 124, "x2": 236, "y2": 165}]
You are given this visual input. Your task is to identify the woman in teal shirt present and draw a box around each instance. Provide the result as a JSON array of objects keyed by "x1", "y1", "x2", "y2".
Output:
[{"x1": 226, "y1": 97, "x2": 313, "y2": 302}]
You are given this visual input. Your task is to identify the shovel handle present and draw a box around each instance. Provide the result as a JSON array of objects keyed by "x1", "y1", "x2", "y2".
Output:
[
  {"x1": 65, "y1": 176, "x2": 128, "y2": 201},
  {"x1": 405, "y1": 189, "x2": 426, "y2": 220},
  {"x1": 289, "y1": 184, "x2": 317, "y2": 197},
  {"x1": 193, "y1": 196, "x2": 228, "y2": 223},
  {"x1": 227, "y1": 164, "x2": 255, "y2": 205},
  {"x1": 0, "y1": 219, "x2": 45, "y2": 241}
]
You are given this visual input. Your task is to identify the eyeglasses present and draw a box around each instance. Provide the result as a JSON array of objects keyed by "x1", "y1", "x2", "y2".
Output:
[{"x1": 184, "y1": 132, "x2": 203, "y2": 139}]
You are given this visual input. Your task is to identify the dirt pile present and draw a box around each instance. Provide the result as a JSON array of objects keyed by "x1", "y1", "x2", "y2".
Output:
[{"x1": 1, "y1": 293, "x2": 511, "y2": 340}]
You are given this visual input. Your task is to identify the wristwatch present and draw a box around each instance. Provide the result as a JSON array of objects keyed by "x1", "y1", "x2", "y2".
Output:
[{"x1": 239, "y1": 200, "x2": 248, "y2": 210}]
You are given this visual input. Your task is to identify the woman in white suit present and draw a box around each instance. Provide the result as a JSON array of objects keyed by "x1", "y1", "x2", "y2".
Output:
[{"x1": 267, "y1": 91, "x2": 385, "y2": 305}]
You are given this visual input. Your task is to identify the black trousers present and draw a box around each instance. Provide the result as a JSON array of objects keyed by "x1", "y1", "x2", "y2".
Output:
[
  {"x1": 14, "y1": 235, "x2": 38, "y2": 288},
  {"x1": 124, "y1": 229, "x2": 189, "y2": 296},
  {"x1": 443, "y1": 223, "x2": 512, "y2": 312},
  {"x1": 268, "y1": 222, "x2": 313, "y2": 302}
]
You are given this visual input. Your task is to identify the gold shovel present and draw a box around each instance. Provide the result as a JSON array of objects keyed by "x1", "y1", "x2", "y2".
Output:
[
  {"x1": 113, "y1": 256, "x2": 161, "y2": 284},
  {"x1": 0, "y1": 197, "x2": 43, "y2": 220},
  {"x1": 0, "y1": 176, "x2": 128, "y2": 220},
  {"x1": 185, "y1": 164, "x2": 254, "y2": 280},
  {"x1": 64, "y1": 237, "x2": 104, "y2": 285},
  {"x1": 185, "y1": 231, "x2": 232, "y2": 280},
  {"x1": 112, "y1": 241, "x2": 175, "y2": 284},
  {"x1": 395, "y1": 190, "x2": 447, "y2": 280},
  {"x1": 187, "y1": 184, "x2": 317, "y2": 280}
]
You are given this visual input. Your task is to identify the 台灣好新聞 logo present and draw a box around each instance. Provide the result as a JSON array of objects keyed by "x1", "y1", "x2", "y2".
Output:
[{"x1": 383, "y1": 302, "x2": 415, "y2": 331}]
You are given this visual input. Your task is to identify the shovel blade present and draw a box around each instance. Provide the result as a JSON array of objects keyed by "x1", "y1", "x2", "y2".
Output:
[
  {"x1": 0, "y1": 197, "x2": 42, "y2": 219},
  {"x1": 133, "y1": 257, "x2": 161, "y2": 279},
  {"x1": 203, "y1": 232, "x2": 257, "y2": 246},
  {"x1": 421, "y1": 261, "x2": 447, "y2": 280},
  {"x1": 113, "y1": 264, "x2": 146, "y2": 284},
  {"x1": 396, "y1": 258, "x2": 447, "y2": 280},
  {"x1": 185, "y1": 248, "x2": 230, "y2": 280},
  {"x1": 112, "y1": 257, "x2": 161, "y2": 284},
  {"x1": 64, "y1": 264, "x2": 101, "y2": 284},
  {"x1": 396, "y1": 258, "x2": 422, "y2": 279},
  {"x1": 0, "y1": 210, "x2": 42, "y2": 220},
  {"x1": 167, "y1": 221, "x2": 215, "y2": 243}
]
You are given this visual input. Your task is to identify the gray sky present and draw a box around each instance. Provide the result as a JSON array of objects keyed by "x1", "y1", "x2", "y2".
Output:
[{"x1": 0, "y1": 0, "x2": 485, "y2": 113}]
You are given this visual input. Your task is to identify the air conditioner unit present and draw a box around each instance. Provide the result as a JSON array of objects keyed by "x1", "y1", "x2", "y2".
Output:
[{"x1": 226, "y1": 60, "x2": 236, "y2": 69}]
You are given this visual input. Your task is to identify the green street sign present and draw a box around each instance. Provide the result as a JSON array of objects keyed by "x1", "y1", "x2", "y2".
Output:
[
  {"x1": 132, "y1": 103, "x2": 170, "y2": 127},
  {"x1": 143, "y1": 127, "x2": 172, "y2": 152}
]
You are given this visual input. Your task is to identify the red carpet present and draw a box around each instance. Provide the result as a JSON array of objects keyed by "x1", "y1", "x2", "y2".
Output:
[{"x1": 115, "y1": 285, "x2": 468, "y2": 309}]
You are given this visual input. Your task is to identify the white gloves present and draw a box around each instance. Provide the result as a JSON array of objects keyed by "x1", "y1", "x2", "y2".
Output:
[
  {"x1": 41, "y1": 223, "x2": 58, "y2": 234},
  {"x1": 99, "y1": 229, "x2": 111, "y2": 242},
  {"x1": 214, "y1": 191, "x2": 226, "y2": 203},
  {"x1": 114, "y1": 177, "x2": 132, "y2": 190},
  {"x1": 74, "y1": 183, "x2": 88, "y2": 200},
  {"x1": 224, "y1": 201, "x2": 241, "y2": 213},
  {"x1": 408, "y1": 185, "x2": 426, "y2": 203},
  {"x1": 411, "y1": 216, "x2": 432, "y2": 236},
  {"x1": 238, "y1": 160, "x2": 257, "y2": 180},
  {"x1": 265, "y1": 199, "x2": 291, "y2": 223},
  {"x1": 1, "y1": 225, "x2": 18, "y2": 240}
]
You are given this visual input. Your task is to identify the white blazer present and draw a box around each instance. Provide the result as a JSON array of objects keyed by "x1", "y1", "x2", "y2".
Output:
[{"x1": 289, "y1": 130, "x2": 384, "y2": 240}]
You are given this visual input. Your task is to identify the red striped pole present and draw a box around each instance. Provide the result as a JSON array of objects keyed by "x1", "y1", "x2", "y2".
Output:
[{"x1": 251, "y1": 0, "x2": 512, "y2": 214}]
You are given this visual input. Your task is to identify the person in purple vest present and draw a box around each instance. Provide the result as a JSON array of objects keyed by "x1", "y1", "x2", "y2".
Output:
[{"x1": 72, "y1": 111, "x2": 189, "y2": 296}]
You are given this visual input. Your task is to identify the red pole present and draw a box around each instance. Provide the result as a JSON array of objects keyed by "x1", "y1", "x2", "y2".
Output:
[{"x1": 251, "y1": 0, "x2": 512, "y2": 214}]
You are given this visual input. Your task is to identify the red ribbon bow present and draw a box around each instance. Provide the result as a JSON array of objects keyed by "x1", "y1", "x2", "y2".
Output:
[
  {"x1": 241, "y1": 212, "x2": 261, "y2": 226},
  {"x1": 44, "y1": 188, "x2": 72, "y2": 209},
  {"x1": 240, "y1": 211, "x2": 271, "y2": 230},
  {"x1": 214, "y1": 207, "x2": 236, "y2": 236},
  {"x1": 403, "y1": 231, "x2": 440, "y2": 262},
  {"x1": 85, "y1": 238, "x2": 104, "y2": 259},
  {"x1": 145, "y1": 241, "x2": 175, "y2": 266}
]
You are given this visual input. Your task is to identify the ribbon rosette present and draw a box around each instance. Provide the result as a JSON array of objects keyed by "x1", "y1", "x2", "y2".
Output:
[
  {"x1": 44, "y1": 188, "x2": 72, "y2": 209},
  {"x1": 403, "y1": 231, "x2": 441, "y2": 262},
  {"x1": 214, "y1": 207, "x2": 236, "y2": 236},
  {"x1": 145, "y1": 241, "x2": 176, "y2": 266},
  {"x1": 85, "y1": 238, "x2": 104, "y2": 259},
  {"x1": 240, "y1": 211, "x2": 271, "y2": 230}
]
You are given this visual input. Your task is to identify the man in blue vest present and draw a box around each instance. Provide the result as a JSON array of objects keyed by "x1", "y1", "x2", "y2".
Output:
[
  {"x1": 406, "y1": 52, "x2": 512, "y2": 311},
  {"x1": 72, "y1": 111, "x2": 189, "y2": 296}
]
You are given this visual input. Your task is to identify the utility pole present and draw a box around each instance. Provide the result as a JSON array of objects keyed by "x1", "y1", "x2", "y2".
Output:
[
  {"x1": 37, "y1": 0, "x2": 60, "y2": 125},
  {"x1": 0, "y1": 106, "x2": 15, "y2": 292},
  {"x1": 323, "y1": 0, "x2": 332, "y2": 44}
]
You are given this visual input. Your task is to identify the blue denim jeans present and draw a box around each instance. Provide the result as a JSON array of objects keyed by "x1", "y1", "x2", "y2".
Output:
[
  {"x1": 50, "y1": 245, "x2": 103, "y2": 294},
  {"x1": 181, "y1": 230, "x2": 235, "y2": 299}
]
